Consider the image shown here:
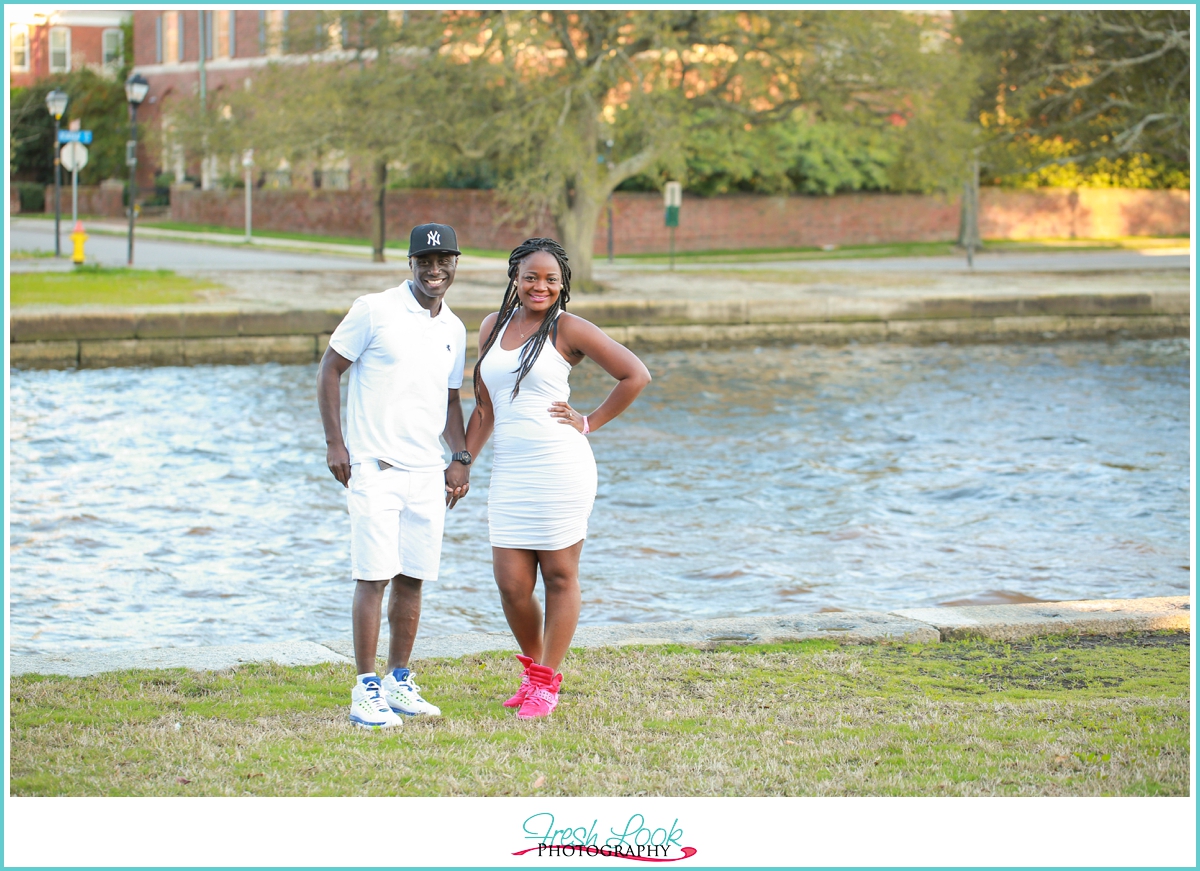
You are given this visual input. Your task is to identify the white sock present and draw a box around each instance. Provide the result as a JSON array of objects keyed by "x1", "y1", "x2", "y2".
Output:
[{"x1": 357, "y1": 672, "x2": 378, "y2": 684}]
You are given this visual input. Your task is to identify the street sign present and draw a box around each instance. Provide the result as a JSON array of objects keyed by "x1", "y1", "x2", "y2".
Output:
[
  {"x1": 663, "y1": 181, "x2": 682, "y2": 269},
  {"x1": 664, "y1": 181, "x2": 681, "y2": 227},
  {"x1": 60, "y1": 141, "x2": 88, "y2": 172},
  {"x1": 126, "y1": 140, "x2": 137, "y2": 167},
  {"x1": 57, "y1": 129, "x2": 93, "y2": 144}
]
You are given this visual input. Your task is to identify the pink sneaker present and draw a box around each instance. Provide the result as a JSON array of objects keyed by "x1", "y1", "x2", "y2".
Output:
[
  {"x1": 503, "y1": 654, "x2": 535, "y2": 708},
  {"x1": 517, "y1": 664, "x2": 562, "y2": 720}
]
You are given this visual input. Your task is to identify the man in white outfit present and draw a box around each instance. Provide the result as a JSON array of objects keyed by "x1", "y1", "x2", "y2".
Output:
[{"x1": 317, "y1": 223, "x2": 473, "y2": 729}]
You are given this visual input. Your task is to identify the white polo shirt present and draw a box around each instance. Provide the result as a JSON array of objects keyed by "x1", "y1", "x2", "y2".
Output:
[{"x1": 328, "y1": 281, "x2": 467, "y2": 472}]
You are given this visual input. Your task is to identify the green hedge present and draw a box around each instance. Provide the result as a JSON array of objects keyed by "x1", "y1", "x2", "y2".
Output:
[{"x1": 16, "y1": 182, "x2": 44, "y2": 213}]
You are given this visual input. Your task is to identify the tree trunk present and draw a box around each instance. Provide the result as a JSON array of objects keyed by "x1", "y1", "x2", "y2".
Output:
[
  {"x1": 554, "y1": 190, "x2": 603, "y2": 292},
  {"x1": 545, "y1": 131, "x2": 660, "y2": 290},
  {"x1": 371, "y1": 158, "x2": 387, "y2": 263},
  {"x1": 957, "y1": 155, "x2": 981, "y2": 267}
]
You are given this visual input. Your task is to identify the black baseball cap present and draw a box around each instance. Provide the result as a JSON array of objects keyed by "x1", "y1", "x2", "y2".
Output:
[{"x1": 408, "y1": 223, "x2": 461, "y2": 257}]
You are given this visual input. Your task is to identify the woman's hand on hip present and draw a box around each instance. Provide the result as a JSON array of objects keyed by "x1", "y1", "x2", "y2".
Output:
[{"x1": 548, "y1": 401, "x2": 587, "y2": 433}]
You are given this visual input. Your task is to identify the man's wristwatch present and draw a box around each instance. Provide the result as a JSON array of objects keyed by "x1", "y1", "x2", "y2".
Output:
[{"x1": 452, "y1": 450, "x2": 473, "y2": 466}]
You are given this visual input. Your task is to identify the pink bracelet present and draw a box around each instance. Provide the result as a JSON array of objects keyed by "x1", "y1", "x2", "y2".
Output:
[{"x1": 582, "y1": 415, "x2": 590, "y2": 435}]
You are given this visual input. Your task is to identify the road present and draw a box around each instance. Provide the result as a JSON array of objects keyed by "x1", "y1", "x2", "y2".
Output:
[
  {"x1": 9, "y1": 217, "x2": 1189, "y2": 274},
  {"x1": 9, "y1": 218, "x2": 397, "y2": 272}
]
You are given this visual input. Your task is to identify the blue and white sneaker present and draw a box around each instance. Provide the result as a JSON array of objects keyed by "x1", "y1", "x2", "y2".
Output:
[
  {"x1": 350, "y1": 676, "x2": 404, "y2": 729},
  {"x1": 382, "y1": 668, "x2": 442, "y2": 717}
]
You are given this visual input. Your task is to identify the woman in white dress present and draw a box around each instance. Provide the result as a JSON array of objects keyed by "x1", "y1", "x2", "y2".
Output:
[{"x1": 465, "y1": 238, "x2": 651, "y2": 719}]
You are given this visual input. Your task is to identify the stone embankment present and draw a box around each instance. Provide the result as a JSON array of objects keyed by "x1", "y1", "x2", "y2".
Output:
[
  {"x1": 10, "y1": 290, "x2": 1190, "y2": 369},
  {"x1": 11, "y1": 596, "x2": 1190, "y2": 677}
]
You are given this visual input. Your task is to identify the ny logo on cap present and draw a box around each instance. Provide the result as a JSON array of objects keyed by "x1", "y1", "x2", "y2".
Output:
[{"x1": 427, "y1": 230, "x2": 441, "y2": 246}]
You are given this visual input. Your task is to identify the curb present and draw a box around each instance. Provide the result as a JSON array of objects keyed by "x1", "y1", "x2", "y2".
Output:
[
  {"x1": 893, "y1": 596, "x2": 1191, "y2": 642},
  {"x1": 9, "y1": 641, "x2": 353, "y2": 679},
  {"x1": 9, "y1": 596, "x2": 1189, "y2": 678},
  {"x1": 10, "y1": 290, "x2": 1191, "y2": 369},
  {"x1": 11, "y1": 291, "x2": 1191, "y2": 341}
]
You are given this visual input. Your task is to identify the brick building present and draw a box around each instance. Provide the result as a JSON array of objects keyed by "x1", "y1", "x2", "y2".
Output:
[
  {"x1": 8, "y1": 8, "x2": 130, "y2": 89},
  {"x1": 129, "y1": 9, "x2": 367, "y2": 189}
]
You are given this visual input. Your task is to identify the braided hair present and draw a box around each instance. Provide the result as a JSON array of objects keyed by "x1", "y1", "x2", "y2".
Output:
[{"x1": 473, "y1": 238, "x2": 572, "y2": 407}]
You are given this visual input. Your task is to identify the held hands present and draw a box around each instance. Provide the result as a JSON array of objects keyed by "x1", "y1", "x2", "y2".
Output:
[
  {"x1": 548, "y1": 401, "x2": 589, "y2": 433},
  {"x1": 327, "y1": 443, "x2": 352, "y2": 488},
  {"x1": 445, "y1": 462, "x2": 470, "y2": 509},
  {"x1": 328, "y1": 441, "x2": 470, "y2": 507}
]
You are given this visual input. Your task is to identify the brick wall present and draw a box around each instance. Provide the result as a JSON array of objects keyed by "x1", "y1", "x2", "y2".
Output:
[
  {"x1": 171, "y1": 187, "x2": 556, "y2": 250},
  {"x1": 234, "y1": 10, "x2": 260, "y2": 58},
  {"x1": 181, "y1": 11, "x2": 200, "y2": 63},
  {"x1": 612, "y1": 191, "x2": 963, "y2": 252},
  {"x1": 132, "y1": 11, "x2": 158, "y2": 66},
  {"x1": 41, "y1": 185, "x2": 126, "y2": 218},
  {"x1": 979, "y1": 188, "x2": 1191, "y2": 240},
  {"x1": 170, "y1": 186, "x2": 1191, "y2": 253}
]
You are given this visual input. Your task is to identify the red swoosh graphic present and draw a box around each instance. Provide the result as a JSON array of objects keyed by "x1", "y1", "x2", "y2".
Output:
[{"x1": 512, "y1": 846, "x2": 697, "y2": 862}]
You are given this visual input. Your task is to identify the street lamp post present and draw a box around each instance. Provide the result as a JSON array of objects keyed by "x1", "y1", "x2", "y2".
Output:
[
  {"x1": 45, "y1": 89, "x2": 69, "y2": 257},
  {"x1": 124, "y1": 74, "x2": 149, "y2": 266}
]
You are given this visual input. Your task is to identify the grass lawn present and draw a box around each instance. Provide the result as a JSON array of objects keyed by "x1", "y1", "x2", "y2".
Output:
[
  {"x1": 9, "y1": 267, "x2": 224, "y2": 307},
  {"x1": 9, "y1": 633, "x2": 1189, "y2": 796},
  {"x1": 619, "y1": 236, "x2": 1189, "y2": 266}
]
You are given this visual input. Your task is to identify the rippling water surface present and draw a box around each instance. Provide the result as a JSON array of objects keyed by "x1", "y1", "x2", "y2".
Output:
[{"x1": 8, "y1": 339, "x2": 1191, "y2": 655}]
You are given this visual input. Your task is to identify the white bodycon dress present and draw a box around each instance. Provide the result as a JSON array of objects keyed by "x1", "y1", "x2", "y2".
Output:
[{"x1": 479, "y1": 315, "x2": 598, "y2": 550}]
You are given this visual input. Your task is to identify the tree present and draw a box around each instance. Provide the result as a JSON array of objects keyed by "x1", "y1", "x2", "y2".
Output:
[
  {"x1": 956, "y1": 10, "x2": 1190, "y2": 177},
  {"x1": 171, "y1": 10, "x2": 973, "y2": 282},
  {"x1": 10, "y1": 68, "x2": 134, "y2": 187},
  {"x1": 400, "y1": 9, "x2": 972, "y2": 285}
]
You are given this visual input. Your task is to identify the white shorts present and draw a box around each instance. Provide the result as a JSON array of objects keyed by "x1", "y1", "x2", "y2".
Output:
[{"x1": 346, "y1": 462, "x2": 446, "y2": 582}]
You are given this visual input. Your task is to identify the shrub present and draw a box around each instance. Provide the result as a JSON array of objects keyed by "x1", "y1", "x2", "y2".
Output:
[{"x1": 16, "y1": 182, "x2": 44, "y2": 213}]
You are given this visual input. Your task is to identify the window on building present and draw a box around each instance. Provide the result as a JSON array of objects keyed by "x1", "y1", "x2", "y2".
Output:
[
  {"x1": 266, "y1": 157, "x2": 292, "y2": 189},
  {"x1": 214, "y1": 10, "x2": 231, "y2": 59},
  {"x1": 155, "y1": 15, "x2": 162, "y2": 63},
  {"x1": 264, "y1": 9, "x2": 285, "y2": 56},
  {"x1": 164, "y1": 12, "x2": 179, "y2": 63},
  {"x1": 203, "y1": 11, "x2": 213, "y2": 59},
  {"x1": 319, "y1": 151, "x2": 351, "y2": 189},
  {"x1": 49, "y1": 27, "x2": 71, "y2": 73},
  {"x1": 177, "y1": 12, "x2": 186, "y2": 61},
  {"x1": 10, "y1": 24, "x2": 29, "y2": 71},
  {"x1": 102, "y1": 28, "x2": 123, "y2": 67}
]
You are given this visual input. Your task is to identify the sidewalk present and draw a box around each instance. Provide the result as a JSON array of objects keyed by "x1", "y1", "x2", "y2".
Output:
[
  {"x1": 9, "y1": 217, "x2": 1191, "y2": 367},
  {"x1": 10, "y1": 596, "x2": 1190, "y2": 677},
  {"x1": 12, "y1": 215, "x2": 389, "y2": 256},
  {"x1": 11, "y1": 215, "x2": 1191, "y2": 273}
]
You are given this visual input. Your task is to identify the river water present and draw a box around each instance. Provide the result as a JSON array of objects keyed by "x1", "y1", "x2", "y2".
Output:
[{"x1": 8, "y1": 339, "x2": 1191, "y2": 655}]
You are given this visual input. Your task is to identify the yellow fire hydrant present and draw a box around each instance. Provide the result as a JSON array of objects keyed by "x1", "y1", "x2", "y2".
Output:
[{"x1": 70, "y1": 220, "x2": 88, "y2": 265}]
